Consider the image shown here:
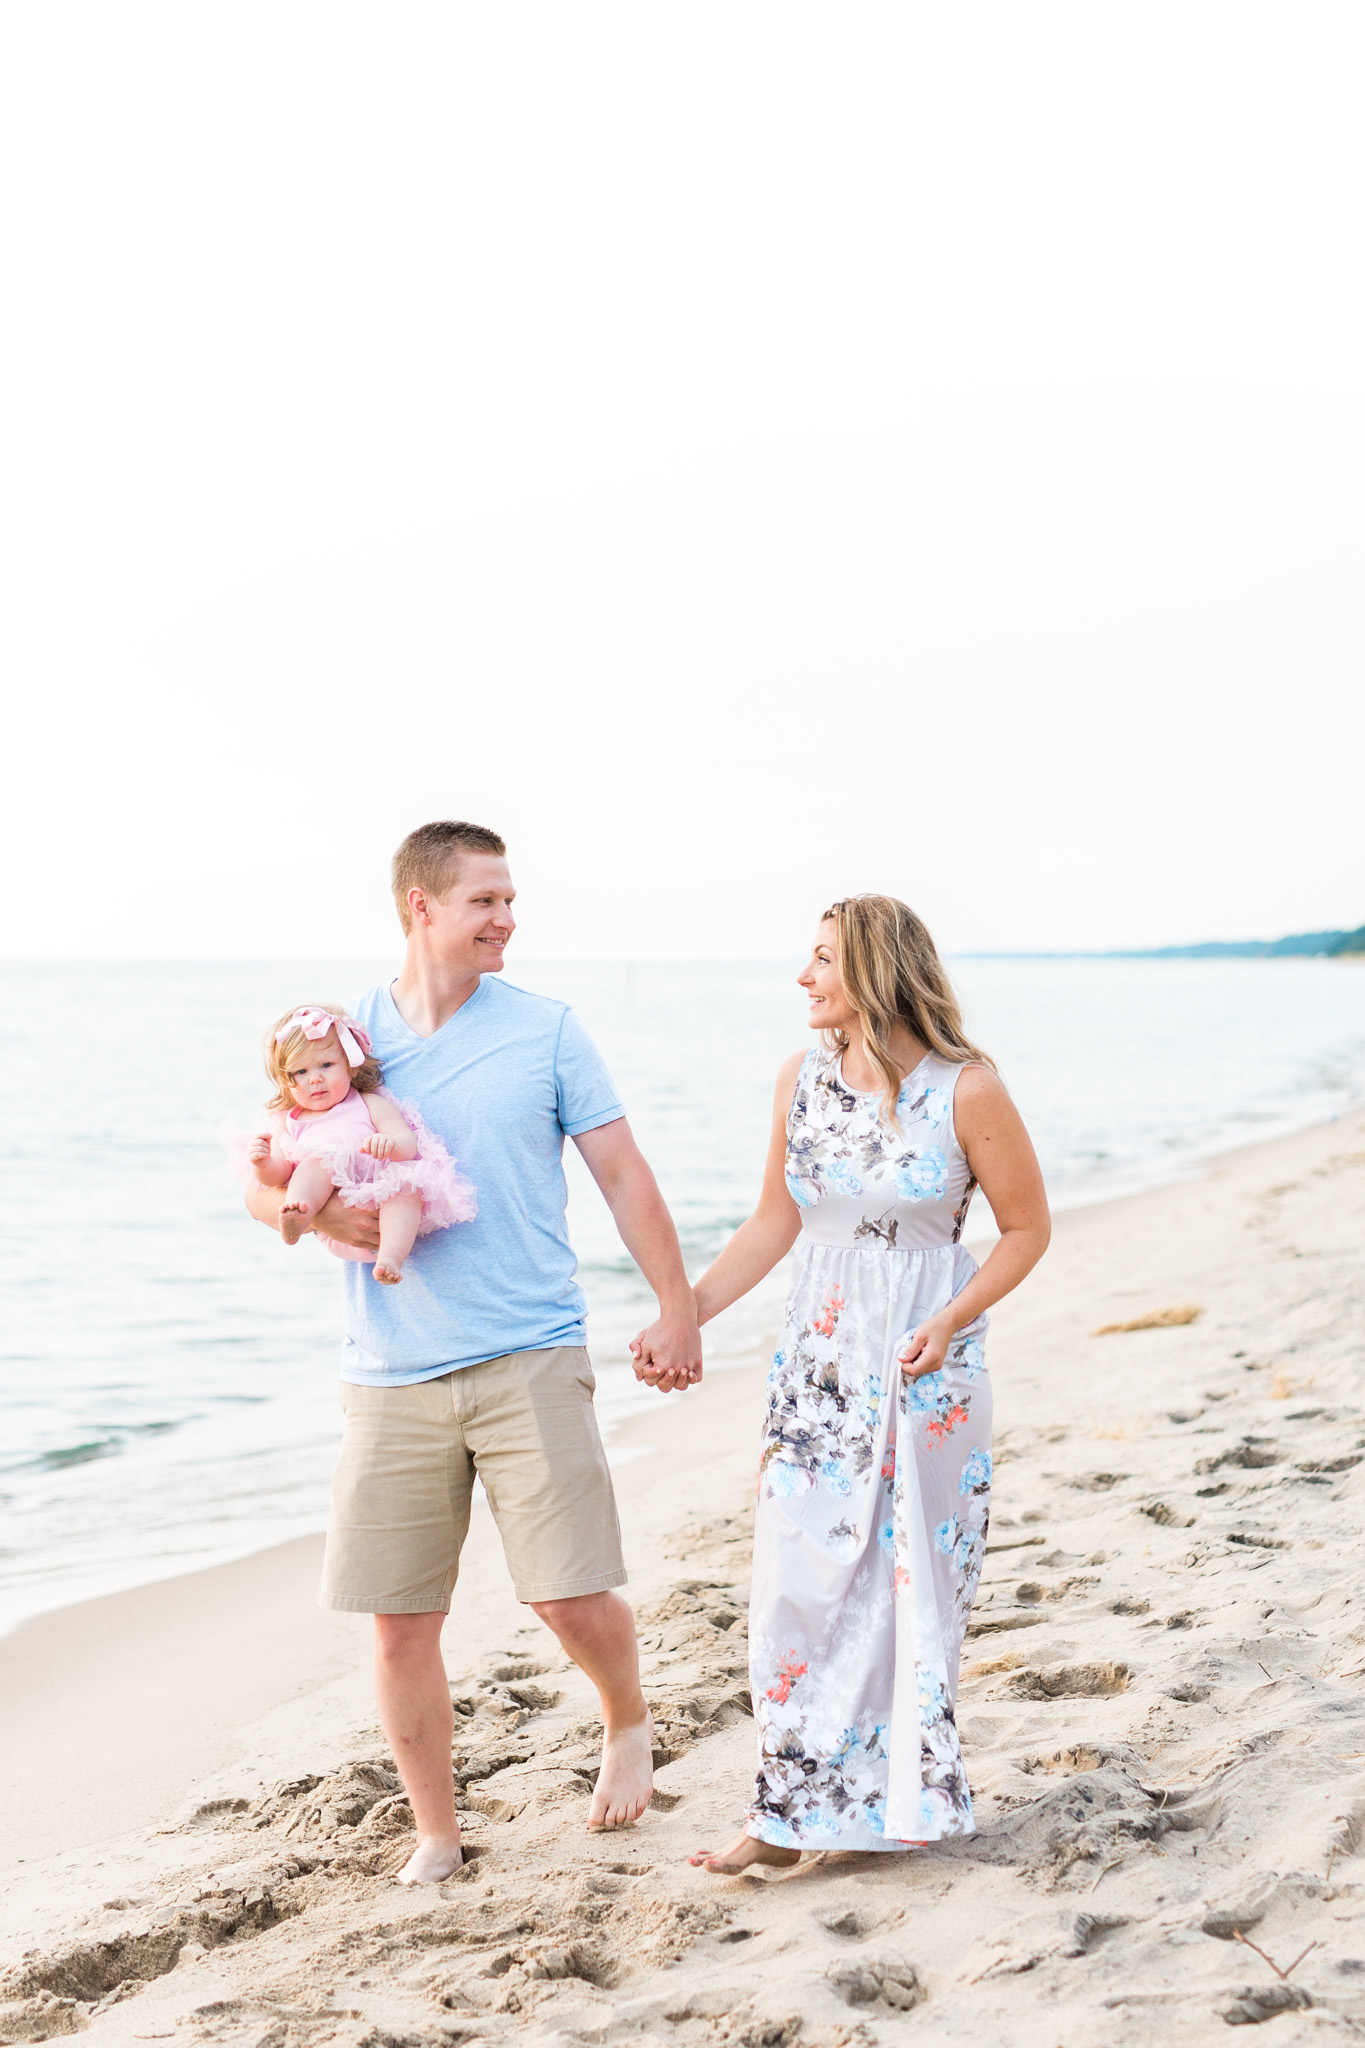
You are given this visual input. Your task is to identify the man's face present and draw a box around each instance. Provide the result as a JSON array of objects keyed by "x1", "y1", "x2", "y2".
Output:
[{"x1": 415, "y1": 854, "x2": 517, "y2": 976}]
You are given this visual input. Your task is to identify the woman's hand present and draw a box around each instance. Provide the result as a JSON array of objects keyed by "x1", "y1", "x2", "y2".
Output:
[
  {"x1": 629, "y1": 1334, "x2": 683, "y2": 1392},
  {"x1": 361, "y1": 1133, "x2": 398, "y2": 1160},
  {"x1": 629, "y1": 1302, "x2": 704, "y2": 1393},
  {"x1": 313, "y1": 1193, "x2": 382, "y2": 1251},
  {"x1": 895, "y1": 1311, "x2": 957, "y2": 1379}
]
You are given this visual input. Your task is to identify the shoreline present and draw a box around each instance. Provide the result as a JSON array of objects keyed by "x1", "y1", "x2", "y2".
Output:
[
  {"x1": 4, "y1": 1100, "x2": 1365, "y2": 2042},
  {"x1": 0, "y1": 1355, "x2": 765, "y2": 1647},
  {"x1": 7, "y1": 1093, "x2": 1362, "y2": 1642}
]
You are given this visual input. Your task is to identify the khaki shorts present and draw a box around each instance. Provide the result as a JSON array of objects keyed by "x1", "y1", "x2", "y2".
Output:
[{"x1": 319, "y1": 1346, "x2": 627, "y2": 1612}]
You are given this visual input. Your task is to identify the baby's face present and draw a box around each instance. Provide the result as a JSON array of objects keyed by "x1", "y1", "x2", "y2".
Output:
[{"x1": 285, "y1": 1031, "x2": 353, "y2": 1113}]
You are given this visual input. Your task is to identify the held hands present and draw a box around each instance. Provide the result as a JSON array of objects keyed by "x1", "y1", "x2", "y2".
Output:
[
  {"x1": 361, "y1": 1133, "x2": 400, "y2": 1161},
  {"x1": 629, "y1": 1301, "x2": 704, "y2": 1395},
  {"x1": 895, "y1": 1311, "x2": 958, "y2": 1379}
]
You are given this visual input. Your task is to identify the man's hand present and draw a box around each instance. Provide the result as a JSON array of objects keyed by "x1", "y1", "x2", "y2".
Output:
[
  {"x1": 629, "y1": 1303, "x2": 703, "y2": 1394},
  {"x1": 312, "y1": 1193, "x2": 382, "y2": 1251}
]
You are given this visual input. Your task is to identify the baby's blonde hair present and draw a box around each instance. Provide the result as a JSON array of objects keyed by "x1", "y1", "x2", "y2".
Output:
[{"x1": 263, "y1": 1006, "x2": 383, "y2": 1113}]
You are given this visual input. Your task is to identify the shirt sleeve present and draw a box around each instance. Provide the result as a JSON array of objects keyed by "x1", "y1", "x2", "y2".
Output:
[{"x1": 554, "y1": 1009, "x2": 625, "y2": 1137}]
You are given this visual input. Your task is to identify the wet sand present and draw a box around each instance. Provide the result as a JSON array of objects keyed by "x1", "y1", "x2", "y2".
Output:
[
  {"x1": 4, "y1": 1103, "x2": 1365, "y2": 2046},
  {"x1": 0, "y1": 1540, "x2": 368, "y2": 1864}
]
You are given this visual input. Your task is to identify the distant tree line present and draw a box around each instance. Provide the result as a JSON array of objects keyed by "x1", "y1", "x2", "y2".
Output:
[
  {"x1": 963, "y1": 923, "x2": 1365, "y2": 960},
  {"x1": 1117, "y1": 925, "x2": 1365, "y2": 959}
]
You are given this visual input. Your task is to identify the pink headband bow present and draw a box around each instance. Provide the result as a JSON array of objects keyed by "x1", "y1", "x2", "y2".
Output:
[{"x1": 275, "y1": 1006, "x2": 372, "y2": 1069}]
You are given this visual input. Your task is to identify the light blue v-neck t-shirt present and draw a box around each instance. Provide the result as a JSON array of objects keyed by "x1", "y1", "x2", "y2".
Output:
[{"x1": 339, "y1": 976, "x2": 624, "y2": 1384}]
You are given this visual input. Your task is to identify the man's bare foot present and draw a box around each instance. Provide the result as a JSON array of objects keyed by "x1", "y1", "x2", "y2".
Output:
[
  {"x1": 689, "y1": 1829, "x2": 802, "y2": 1875},
  {"x1": 279, "y1": 1199, "x2": 310, "y2": 1246},
  {"x1": 373, "y1": 1260, "x2": 404, "y2": 1285},
  {"x1": 587, "y1": 1711, "x2": 654, "y2": 1830},
  {"x1": 395, "y1": 1834, "x2": 463, "y2": 1884}
]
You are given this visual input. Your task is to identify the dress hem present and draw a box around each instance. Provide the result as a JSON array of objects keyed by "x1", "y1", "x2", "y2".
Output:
[{"x1": 745, "y1": 1818, "x2": 975, "y2": 1852}]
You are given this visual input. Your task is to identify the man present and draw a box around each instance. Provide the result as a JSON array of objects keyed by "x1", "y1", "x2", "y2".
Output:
[{"x1": 247, "y1": 819, "x2": 702, "y2": 1882}]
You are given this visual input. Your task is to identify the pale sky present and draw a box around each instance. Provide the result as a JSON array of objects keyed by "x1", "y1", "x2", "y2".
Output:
[{"x1": 2, "y1": 3, "x2": 1362, "y2": 962}]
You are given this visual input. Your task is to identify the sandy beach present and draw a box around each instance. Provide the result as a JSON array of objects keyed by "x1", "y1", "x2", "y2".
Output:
[{"x1": 4, "y1": 1104, "x2": 1365, "y2": 2046}]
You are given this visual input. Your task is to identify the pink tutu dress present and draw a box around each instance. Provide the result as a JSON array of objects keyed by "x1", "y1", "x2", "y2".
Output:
[{"x1": 248, "y1": 1088, "x2": 476, "y2": 1263}]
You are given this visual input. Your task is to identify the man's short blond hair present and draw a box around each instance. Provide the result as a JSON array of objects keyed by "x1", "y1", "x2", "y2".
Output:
[{"x1": 391, "y1": 820, "x2": 507, "y2": 934}]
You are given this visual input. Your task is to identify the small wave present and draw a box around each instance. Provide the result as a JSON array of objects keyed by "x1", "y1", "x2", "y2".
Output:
[
  {"x1": 30, "y1": 1437, "x2": 123, "y2": 1472},
  {"x1": 7, "y1": 1418, "x2": 179, "y2": 1476}
]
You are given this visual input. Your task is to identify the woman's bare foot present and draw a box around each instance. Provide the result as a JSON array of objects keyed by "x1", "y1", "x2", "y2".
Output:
[
  {"x1": 373, "y1": 1260, "x2": 404, "y2": 1285},
  {"x1": 395, "y1": 1834, "x2": 463, "y2": 1884},
  {"x1": 587, "y1": 1711, "x2": 655, "y2": 1830},
  {"x1": 279, "y1": 1200, "x2": 311, "y2": 1245},
  {"x1": 689, "y1": 1829, "x2": 802, "y2": 1875}
]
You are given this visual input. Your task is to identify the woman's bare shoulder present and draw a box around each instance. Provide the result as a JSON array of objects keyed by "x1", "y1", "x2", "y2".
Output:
[
  {"x1": 952, "y1": 1063, "x2": 1014, "y2": 1119},
  {"x1": 774, "y1": 1046, "x2": 810, "y2": 1107}
]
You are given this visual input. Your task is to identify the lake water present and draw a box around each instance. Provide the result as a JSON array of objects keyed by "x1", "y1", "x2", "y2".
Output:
[{"x1": 2, "y1": 955, "x2": 1362, "y2": 1635}]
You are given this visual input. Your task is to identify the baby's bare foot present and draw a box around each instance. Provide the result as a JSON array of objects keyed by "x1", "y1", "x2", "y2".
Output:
[
  {"x1": 587, "y1": 1711, "x2": 654, "y2": 1830},
  {"x1": 688, "y1": 1829, "x2": 801, "y2": 1874},
  {"x1": 373, "y1": 1260, "x2": 404, "y2": 1285},
  {"x1": 279, "y1": 1200, "x2": 311, "y2": 1246},
  {"x1": 395, "y1": 1834, "x2": 463, "y2": 1884}
]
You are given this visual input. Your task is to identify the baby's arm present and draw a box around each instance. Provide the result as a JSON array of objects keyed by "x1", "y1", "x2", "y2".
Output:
[
  {"x1": 248, "y1": 1118, "x2": 292, "y2": 1186},
  {"x1": 360, "y1": 1093, "x2": 419, "y2": 1163}
]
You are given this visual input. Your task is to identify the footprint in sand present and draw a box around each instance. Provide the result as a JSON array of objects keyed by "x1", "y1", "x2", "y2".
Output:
[{"x1": 1007, "y1": 1661, "x2": 1130, "y2": 1700}]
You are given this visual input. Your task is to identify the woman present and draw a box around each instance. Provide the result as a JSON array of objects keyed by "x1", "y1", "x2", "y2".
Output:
[{"x1": 635, "y1": 895, "x2": 1050, "y2": 1871}]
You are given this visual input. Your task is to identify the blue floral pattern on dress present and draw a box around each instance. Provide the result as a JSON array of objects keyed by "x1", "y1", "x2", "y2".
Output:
[
  {"x1": 825, "y1": 1158, "x2": 864, "y2": 1198},
  {"x1": 959, "y1": 1447, "x2": 992, "y2": 1495},
  {"x1": 954, "y1": 1336, "x2": 986, "y2": 1378},
  {"x1": 748, "y1": 1047, "x2": 992, "y2": 1851},
  {"x1": 918, "y1": 1084, "x2": 953, "y2": 1127},
  {"x1": 896, "y1": 1149, "x2": 948, "y2": 1202},
  {"x1": 777, "y1": 1051, "x2": 978, "y2": 1241}
]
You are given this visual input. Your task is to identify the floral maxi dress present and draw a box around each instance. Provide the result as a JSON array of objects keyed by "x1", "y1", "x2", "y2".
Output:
[{"x1": 746, "y1": 1048, "x2": 991, "y2": 1850}]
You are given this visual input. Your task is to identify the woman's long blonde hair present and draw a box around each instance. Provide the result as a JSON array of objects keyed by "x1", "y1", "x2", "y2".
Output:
[{"x1": 821, "y1": 895, "x2": 995, "y2": 1127}]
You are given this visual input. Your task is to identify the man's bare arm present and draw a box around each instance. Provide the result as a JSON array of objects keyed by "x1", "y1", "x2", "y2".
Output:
[{"x1": 572, "y1": 1118, "x2": 702, "y2": 1393}]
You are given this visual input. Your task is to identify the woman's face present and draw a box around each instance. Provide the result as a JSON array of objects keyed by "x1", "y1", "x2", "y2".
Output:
[{"x1": 798, "y1": 921, "x2": 855, "y2": 1034}]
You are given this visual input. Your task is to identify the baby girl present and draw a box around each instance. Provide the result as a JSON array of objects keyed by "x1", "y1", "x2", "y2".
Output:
[{"x1": 246, "y1": 1005, "x2": 474, "y2": 1284}]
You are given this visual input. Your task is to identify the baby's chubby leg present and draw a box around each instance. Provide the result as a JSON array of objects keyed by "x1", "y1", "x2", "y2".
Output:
[
  {"x1": 373, "y1": 1192, "x2": 424, "y2": 1284},
  {"x1": 280, "y1": 1158, "x2": 337, "y2": 1245}
]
